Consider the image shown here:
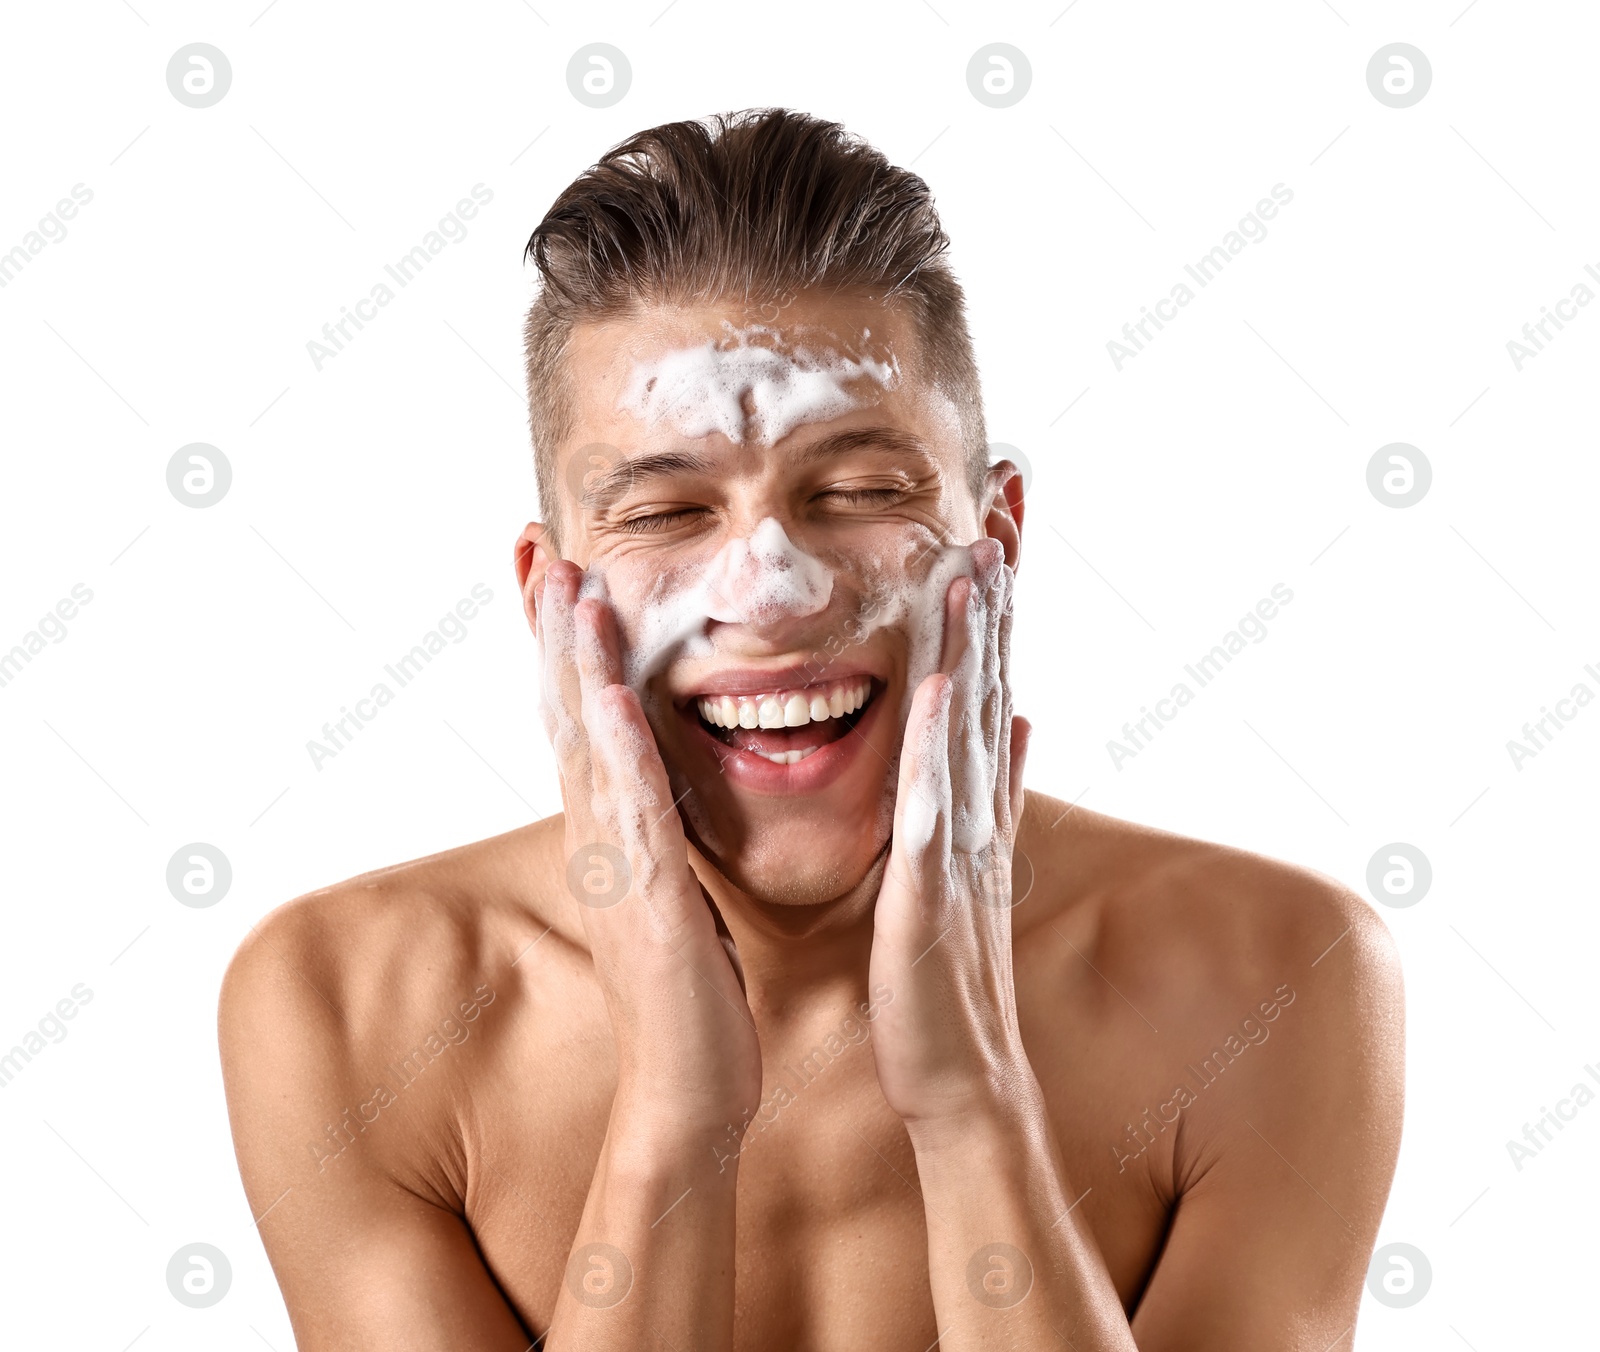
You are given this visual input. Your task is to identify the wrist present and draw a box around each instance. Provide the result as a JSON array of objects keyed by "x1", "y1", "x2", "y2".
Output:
[
  {"x1": 901, "y1": 1066, "x2": 1049, "y2": 1158},
  {"x1": 609, "y1": 1086, "x2": 756, "y2": 1167}
]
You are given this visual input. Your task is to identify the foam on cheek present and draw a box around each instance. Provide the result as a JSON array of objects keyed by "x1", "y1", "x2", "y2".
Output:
[
  {"x1": 618, "y1": 324, "x2": 897, "y2": 447},
  {"x1": 852, "y1": 538, "x2": 1000, "y2": 854},
  {"x1": 594, "y1": 567, "x2": 715, "y2": 691},
  {"x1": 854, "y1": 541, "x2": 972, "y2": 726},
  {"x1": 590, "y1": 518, "x2": 836, "y2": 691}
]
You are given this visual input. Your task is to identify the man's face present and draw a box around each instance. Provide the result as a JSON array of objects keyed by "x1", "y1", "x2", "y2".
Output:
[{"x1": 538, "y1": 290, "x2": 1008, "y2": 908}]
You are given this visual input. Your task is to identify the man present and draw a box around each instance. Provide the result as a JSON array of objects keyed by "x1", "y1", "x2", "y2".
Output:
[{"x1": 220, "y1": 109, "x2": 1403, "y2": 1351}]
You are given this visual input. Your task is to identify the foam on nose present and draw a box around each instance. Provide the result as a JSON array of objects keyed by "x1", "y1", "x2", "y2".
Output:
[
  {"x1": 592, "y1": 518, "x2": 837, "y2": 690},
  {"x1": 701, "y1": 517, "x2": 833, "y2": 624}
]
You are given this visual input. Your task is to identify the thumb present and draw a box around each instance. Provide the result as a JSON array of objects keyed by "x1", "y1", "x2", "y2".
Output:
[{"x1": 1007, "y1": 714, "x2": 1032, "y2": 833}]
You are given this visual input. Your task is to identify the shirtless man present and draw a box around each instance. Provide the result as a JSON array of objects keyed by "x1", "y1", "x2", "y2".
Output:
[{"x1": 220, "y1": 109, "x2": 1404, "y2": 1351}]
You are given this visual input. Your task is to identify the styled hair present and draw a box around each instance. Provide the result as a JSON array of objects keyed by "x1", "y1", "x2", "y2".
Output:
[{"x1": 522, "y1": 108, "x2": 986, "y2": 550}]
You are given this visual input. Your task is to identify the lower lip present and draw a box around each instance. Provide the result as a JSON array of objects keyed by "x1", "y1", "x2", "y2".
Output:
[{"x1": 682, "y1": 690, "x2": 887, "y2": 795}]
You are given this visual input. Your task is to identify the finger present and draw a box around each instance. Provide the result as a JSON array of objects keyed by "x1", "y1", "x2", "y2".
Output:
[
  {"x1": 891, "y1": 672, "x2": 953, "y2": 899},
  {"x1": 584, "y1": 682, "x2": 704, "y2": 947},
  {"x1": 950, "y1": 542, "x2": 1003, "y2": 854},
  {"x1": 937, "y1": 572, "x2": 974, "y2": 676},
  {"x1": 573, "y1": 595, "x2": 626, "y2": 708},
  {"x1": 538, "y1": 561, "x2": 585, "y2": 725},
  {"x1": 706, "y1": 893, "x2": 747, "y2": 996},
  {"x1": 990, "y1": 561, "x2": 1016, "y2": 839},
  {"x1": 572, "y1": 597, "x2": 627, "y2": 809},
  {"x1": 1006, "y1": 714, "x2": 1031, "y2": 839},
  {"x1": 538, "y1": 562, "x2": 595, "y2": 809}
]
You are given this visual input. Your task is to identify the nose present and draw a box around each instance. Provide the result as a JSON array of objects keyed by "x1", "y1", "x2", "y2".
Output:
[{"x1": 701, "y1": 518, "x2": 833, "y2": 630}]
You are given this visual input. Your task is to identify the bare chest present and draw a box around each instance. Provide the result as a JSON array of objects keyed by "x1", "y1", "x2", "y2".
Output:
[{"x1": 455, "y1": 965, "x2": 1175, "y2": 1347}]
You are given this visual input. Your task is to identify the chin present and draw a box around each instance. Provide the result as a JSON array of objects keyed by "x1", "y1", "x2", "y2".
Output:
[
  {"x1": 665, "y1": 742, "x2": 900, "y2": 914},
  {"x1": 692, "y1": 818, "x2": 893, "y2": 910}
]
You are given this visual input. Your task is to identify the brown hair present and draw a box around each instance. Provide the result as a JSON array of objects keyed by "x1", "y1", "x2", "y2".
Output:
[{"x1": 522, "y1": 108, "x2": 987, "y2": 551}]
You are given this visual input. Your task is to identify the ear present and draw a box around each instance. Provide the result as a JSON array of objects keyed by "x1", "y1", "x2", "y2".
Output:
[
  {"x1": 513, "y1": 522, "x2": 555, "y2": 632},
  {"x1": 980, "y1": 460, "x2": 1025, "y2": 572}
]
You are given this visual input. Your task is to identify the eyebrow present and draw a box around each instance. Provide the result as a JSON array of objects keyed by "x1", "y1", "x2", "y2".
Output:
[
  {"x1": 788, "y1": 425, "x2": 935, "y2": 468},
  {"x1": 578, "y1": 450, "x2": 711, "y2": 510},
  {"x1": 577, "y1": 426, "x2": 935, "y2": 512}
]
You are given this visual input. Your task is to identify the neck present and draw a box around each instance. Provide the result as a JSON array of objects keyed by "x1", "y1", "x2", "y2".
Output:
[{"x1": 689, "y1": 841, "x2": 886, "y2": 1024}]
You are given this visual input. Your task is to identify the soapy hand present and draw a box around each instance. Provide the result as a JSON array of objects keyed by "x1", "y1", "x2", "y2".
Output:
[
  {"x1": 867, "y1": 538, "x2": 1037, "y2": 1129},
  {"x1": 537, "y1": 560, "x2": 763, "y2": 1134}
]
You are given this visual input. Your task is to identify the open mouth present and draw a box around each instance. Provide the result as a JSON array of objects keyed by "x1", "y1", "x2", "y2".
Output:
[{"x1": 690, "y1": 677, "x2": 878, "y2": 765}]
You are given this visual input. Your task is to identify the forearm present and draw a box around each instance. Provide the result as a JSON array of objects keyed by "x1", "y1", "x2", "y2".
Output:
[
  {"x1": 908, "y1": 1088, "x2": 1138, "y2": 1352},
  {"x1": 545, "y1": 1102, "x2": 739, "y2": 1352}
]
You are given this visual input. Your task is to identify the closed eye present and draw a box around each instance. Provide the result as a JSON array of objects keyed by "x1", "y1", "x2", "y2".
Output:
[
  {"x1": 816, "y1": 487, "x2": 906, "y2": 505},
  {"x1": 618, "y1": 506, "x2": 709, "y2": 534}
]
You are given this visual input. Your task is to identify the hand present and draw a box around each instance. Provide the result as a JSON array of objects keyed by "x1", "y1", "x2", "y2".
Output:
[
  {"x1": 537, "y1": 560, "x2": 763, "y2": 1138},
  {"x1": 867, "y1": 539, "x2": 1036, "y2": 1130}
]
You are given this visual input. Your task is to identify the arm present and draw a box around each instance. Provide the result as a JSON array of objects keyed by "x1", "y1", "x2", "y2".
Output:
[
  {"x1": 221, "y1": 920, "x2": 745, "y2": 1352},
  {"x1": 1127, "y1": 904, "x2": 1404, "y2": 1349},
  {"x1": 870, "y1": 542, "x2": 1138, "y2": 1350},
  {"x1": 906, "y1": 904, "x2": 1403, "y2": 1351},
  {"x1": 219, "y1": 561, "x2": 762, "y2": 1351},
  {"x1": 870, "y1": 543, "x2": 1403, "y2": 1348},
  {"x1": 534, "y1": 561, "x2": 762, "y2": 1350},
  {"x1": 219, "y1": 922, "x2": 536, "y2": 1351}
]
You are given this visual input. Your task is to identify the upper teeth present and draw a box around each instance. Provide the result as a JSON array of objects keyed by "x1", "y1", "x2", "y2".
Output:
[{"x1": 696, "y1": 679, "x2": 872, "y2": 730}]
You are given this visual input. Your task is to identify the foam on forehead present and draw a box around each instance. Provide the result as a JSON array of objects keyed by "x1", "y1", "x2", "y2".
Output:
[{"x1": 617, "y1": 322, "x2": 897, "y2": 447}]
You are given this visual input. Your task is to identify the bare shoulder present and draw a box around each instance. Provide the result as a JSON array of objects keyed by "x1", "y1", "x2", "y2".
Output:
[
  {"x1": 1018, "y1": 789, "x2": 1405, "y2": 1258},
  {"x1": 1017, "y1": 789, "x2": 1403, "y2": 1032},
  {"x1": 219, "y1": 817, "x2": 571, "y2": 1045},
  {"x1": 1017, "y1": 790, "x2": 1408, "y2": 1158},
  {"x1": 217, "y1": 816, "x2": 574, "y2": 1203}
]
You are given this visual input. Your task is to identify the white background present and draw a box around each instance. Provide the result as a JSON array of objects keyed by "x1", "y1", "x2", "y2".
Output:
[{"x1": 1, "y1": 1, "x2": 1595, "y2": 1347}]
